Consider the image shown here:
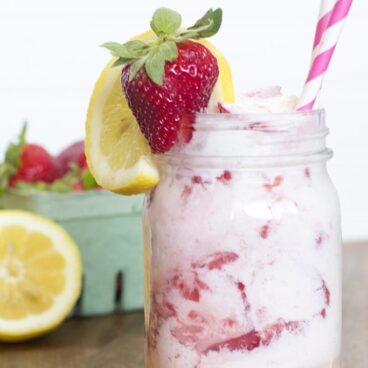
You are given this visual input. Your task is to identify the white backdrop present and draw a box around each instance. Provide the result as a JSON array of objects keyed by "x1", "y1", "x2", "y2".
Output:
[{"x1": 0, "y1": 0, "x2": 367, "y2": 241}]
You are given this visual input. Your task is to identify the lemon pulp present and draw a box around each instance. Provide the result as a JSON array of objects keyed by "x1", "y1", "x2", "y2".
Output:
[{"x1": 0, "y1": 210, "x2": 82, "y2": 342}]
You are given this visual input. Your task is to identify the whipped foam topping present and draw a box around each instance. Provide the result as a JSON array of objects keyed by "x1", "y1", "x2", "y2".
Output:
[{"x1": 222, "y1": 86, "x2": 298, "y2": 114}]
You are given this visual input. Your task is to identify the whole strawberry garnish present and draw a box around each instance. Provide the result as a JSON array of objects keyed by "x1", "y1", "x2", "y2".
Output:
[
  {"x1": 103, "y1": 8, "x2": 222, "y2": 153},
  {"x1": 57, "y1": 141, "x2": 87, "y2": 176},
  {"x1": 0, "y1": 125, "x2": 59, "y2": 192}
]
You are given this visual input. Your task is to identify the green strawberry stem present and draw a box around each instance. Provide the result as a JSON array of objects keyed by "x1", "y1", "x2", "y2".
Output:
[
  {"x1": 81, "y1": 169, "x2": 98, "y2": 190},
  {"x1": 102, "y1": 7, "x2": 223, "y2": 85},
  {"x1": 0, "y1": 122, "x2": 27, "y2": 195}
]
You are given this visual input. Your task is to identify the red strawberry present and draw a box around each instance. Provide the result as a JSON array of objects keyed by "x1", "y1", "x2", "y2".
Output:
[
  {"x1": 103, "y1": 7, "x2": 223, "y2": 153},
  {"x1": 8, "y1": 144, "x2": 59, "y2": 187},
  {"x1": 57, "y1": 141, "x2": 87, "y2": 176},
  {"x1": 263, "y1": 176, "x2": 283, "y2": 191},
  {"x1": 261, "y1": 320, "x2": 300, "y2": 346},
  {"x1": 171, "y1": 324, "x2": 204, "y2": 345},
  {"x1": 205, "y1": 330, "x2": 261, "y2": 353},
  {"x1": 216, "y1": 170, "x2": 232, "y2": 183},
  {"x1": 0, "y1": 125, "x2": 59, "y2": 191},
  {"x1": 170, "y1": 271, "x2": 209, "y2": 302},
  {"x1": 121, "y1": 41, "x2": 219, "y2": 153},
  {"x1": 194, "y1": 251, "x2": 239, "y2": 271}
]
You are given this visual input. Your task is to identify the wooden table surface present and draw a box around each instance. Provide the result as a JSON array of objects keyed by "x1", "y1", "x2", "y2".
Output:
[{"x1": 0, "y1": 243, "x2": 367, "y2": 368}]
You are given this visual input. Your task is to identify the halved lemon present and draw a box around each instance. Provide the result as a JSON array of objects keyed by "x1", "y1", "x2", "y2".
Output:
[
  {"x1": 86, "y1": 31, "x2": 235, "y2": 195},
  {"x1": 0, "y1": 210, "x2": 82, "y2": 342}
]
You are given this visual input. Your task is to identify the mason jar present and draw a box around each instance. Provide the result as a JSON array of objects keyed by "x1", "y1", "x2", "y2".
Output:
[{"x1": 143, "y1": 110, "x2": 341, "y2": 368}]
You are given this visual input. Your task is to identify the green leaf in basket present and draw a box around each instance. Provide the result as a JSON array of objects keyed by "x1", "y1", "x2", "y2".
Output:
[
  {"x1": 81, "y1": 169, "x2": 98, "y2": 190},
  {"x1": 0, "y1": 122, "x2": 28, "y2": 196}
]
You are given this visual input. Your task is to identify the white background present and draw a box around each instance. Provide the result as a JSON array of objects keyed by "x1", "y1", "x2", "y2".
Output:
[{"x1": 0, "y1": 0, "x2": 367, "y2": 241}]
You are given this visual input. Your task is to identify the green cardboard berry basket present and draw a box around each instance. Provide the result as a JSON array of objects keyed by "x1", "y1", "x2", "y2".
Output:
[{"x1": 0, "y1": 190, "x2": 144, "y2": 316}]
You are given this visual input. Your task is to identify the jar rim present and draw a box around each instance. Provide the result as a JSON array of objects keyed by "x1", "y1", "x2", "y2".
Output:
[
  {"x1": 187, "y1": 109, "x2": 325, "y2": 132},
  {"x1": 157, "y1": 108, "x2": 330, "y2": 168}
]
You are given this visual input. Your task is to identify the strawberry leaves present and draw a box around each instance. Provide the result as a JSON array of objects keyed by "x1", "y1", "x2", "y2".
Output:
[
  {"x1": 0, "y1": 165, "x2": 12, "y2": 196},
  {"x1": 103, "y1": 40, "x2": 149, "y2": 68},
  {"x1": 145, "y1": 49, "x2": 166, "y2": 85},
  {"x1": 0, "y1": 123, "x2": 27, "y2": 195},
  {"x1": 81, "y1": 169, "x2": 98, "y2": 190},
  {"x1": 145, "y1": 42, "x2": 178, "y2": 84},
  {"x1": 5, "y1": 123, "x2": 26, "y2": 169},
  {"x1": 102, "y1": 7, "x2": 223, "y2": 85},
  {"x1": 128, "y1": 57, "x2": 148, "y2": 81},
  {"x1": 103, "y1": 40, "x2": 148, "y2": 59},
  {"x1": 187, "y1": 8, "x2": 223, "y2": 38},
  {"x1": 159, "y1": 41, "x2": 179, "y2": 60},
  {"x1": 150, "y1": 8, "x2": 182, "y2": 36}
]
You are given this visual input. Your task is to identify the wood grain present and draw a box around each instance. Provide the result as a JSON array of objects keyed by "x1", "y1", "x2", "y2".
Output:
[
  {"x1": 0, "y1": 313, "x2": 145, "y2": 368},
  {"x1": 342, "y1": 243, "x2": 368, "y2": 368},
  {"x1": 0, "y1": 243, "x2": 366, "y2": 368}
]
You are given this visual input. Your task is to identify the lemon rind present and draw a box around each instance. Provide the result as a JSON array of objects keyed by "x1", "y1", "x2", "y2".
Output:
[{"x1": 0, "y1": 211, "x2": 82, "y2": 341}]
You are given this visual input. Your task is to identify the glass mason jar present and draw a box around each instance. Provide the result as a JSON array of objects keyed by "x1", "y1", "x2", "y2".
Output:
[{"x1": 143, "y1": 110, "x2": 341, "y2": 368}]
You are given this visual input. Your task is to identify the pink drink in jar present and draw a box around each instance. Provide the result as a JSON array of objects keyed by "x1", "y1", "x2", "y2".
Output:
[{"x1": 143, "y1": 100, "x2": 341, "y2": 368}]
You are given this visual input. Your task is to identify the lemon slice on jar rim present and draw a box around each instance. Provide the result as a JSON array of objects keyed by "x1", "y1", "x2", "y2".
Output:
[{"x1": 85, "y1": 31, "x2": 235, "y2": 196}]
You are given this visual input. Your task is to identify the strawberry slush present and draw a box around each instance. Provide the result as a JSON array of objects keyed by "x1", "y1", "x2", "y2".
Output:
[{"x1": 143, "y1": 89, "x2": 341, "y2": 368}]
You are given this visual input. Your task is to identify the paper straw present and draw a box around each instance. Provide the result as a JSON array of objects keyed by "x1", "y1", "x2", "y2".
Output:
[
  {"x1": 297, "y1": 0, "x2": 353, "y2": 111},
  {"x1": 312, "y1": 0, "x2": 338, "y2": 56}
]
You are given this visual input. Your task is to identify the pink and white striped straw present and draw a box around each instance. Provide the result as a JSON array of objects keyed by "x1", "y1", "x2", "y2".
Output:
[
  {"x1": 297, "y1": 0, "x2": 353, "y2": 111},
  {"x1": 312, "y1": 0, "x2": 338, "y2": 58}
]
